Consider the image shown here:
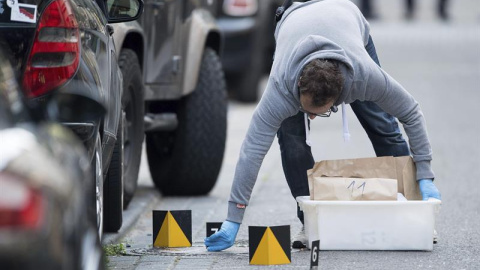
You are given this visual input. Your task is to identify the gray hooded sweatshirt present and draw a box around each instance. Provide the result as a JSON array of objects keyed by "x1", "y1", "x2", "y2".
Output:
[{"x1": 227, "y1": 0, "x2": 434, "y2": 223}]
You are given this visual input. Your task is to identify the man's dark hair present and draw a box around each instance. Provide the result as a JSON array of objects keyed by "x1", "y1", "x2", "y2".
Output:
[{"x1": 298, "y1": 59, "x2": 344, "y2": 107}]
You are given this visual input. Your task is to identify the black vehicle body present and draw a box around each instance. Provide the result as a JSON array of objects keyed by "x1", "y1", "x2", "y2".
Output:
[
  {"x1": 0, "y1": 51, "x2": 103, "y2": 269},
  {"x1": 217, "y1": 0, "x2": 304, "y2": 102},
  {"x1": 0, "y1": 0, "x2": 143, "y2": 233},
  {"x1": 112, "y1": 0, "x2": 228, "y2": 196},
  {"x1": 0, "y1": 0, "x2": 120, "y2": 162}
]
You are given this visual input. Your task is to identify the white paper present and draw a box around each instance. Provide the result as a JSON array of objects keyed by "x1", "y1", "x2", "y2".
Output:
[
  {"x1": 397, "y1": 193, "x2": 408, "y2": 201},
  {"x1": 10, "y1": 1, "x2": 37, "y2": 23}
]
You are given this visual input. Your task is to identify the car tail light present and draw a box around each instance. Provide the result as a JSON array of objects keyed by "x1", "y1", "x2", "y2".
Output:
[
  {"x1": 223, "y1": 0, "x2": 258, "y2": 17},
  {"x1": 22, "y1": 0, "x2": 80, "y2": 98},
  {"x1": 0, "y1": 172, "x2": 44, "y2": 229}
]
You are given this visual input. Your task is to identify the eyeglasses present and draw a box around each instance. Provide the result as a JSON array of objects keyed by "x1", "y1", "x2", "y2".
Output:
[{"x1": 299, "y1": 105, "x2": 338, "y2": 117}]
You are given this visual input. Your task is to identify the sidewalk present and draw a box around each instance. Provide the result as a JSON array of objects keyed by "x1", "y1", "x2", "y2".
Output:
[{"x1": 106, "y1": 1, "x2": 480, "y2": 269}]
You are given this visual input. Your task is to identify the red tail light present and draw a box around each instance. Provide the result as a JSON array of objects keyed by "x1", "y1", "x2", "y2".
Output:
[
  {"x1": 22, "y1": 0, "x2": 80, "y2": 98},
  {"x1": 223, "y1": 0, "x2": 258, "y2": 16},
  {"x1": 0, "y1": 172, "x2": 44, "y2": 229}
]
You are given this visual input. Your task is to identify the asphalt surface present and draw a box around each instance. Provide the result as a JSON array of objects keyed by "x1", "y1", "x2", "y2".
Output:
[{"x1": 105, "y1": 1, "x2": 480, "y2": 269}]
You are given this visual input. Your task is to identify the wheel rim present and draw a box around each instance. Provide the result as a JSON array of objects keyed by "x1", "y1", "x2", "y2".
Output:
[
  {"x1": 95, "y1": 144, "x2": 103, "y2": 238},
  {"x1": 122, "y1": 85, "x2": 135, "y2": 168},
  {"x1": 120, "y1": 109, "x2": 125, "y2": 208}
]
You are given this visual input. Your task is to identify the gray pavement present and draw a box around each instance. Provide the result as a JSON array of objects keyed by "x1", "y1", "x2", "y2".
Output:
[{"x1": 106, "y1": 1, "x2": 480, "y2": 269}]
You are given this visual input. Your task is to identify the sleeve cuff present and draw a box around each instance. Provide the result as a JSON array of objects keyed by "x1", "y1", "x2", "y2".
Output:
[
  {"x1": 415, "y1": 160, "x2": 435, "y2": 180},
  {"x1": 226, "y1": 201, "x2": 246, "y2": 224}
]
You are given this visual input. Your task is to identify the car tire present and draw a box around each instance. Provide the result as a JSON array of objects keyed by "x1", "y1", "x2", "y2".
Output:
[
  {"x1": 228, "y1": 25, "x2": 263, "y2": 103},
  {"x1": 230, "y1": 61, "x2": 262, "y2": 103},
  {"x1": 229, "y1": 0, "x2": 272, "y2": 103},
  {"x1": 103, "y1": 118, "x2": 124, "y2": 232},
  {"x1": 146, "y1": 48, "x2": 227, "y2": 195},
  {"x1": 118, "y1": 48, "x2": 144, "y2": 208}
]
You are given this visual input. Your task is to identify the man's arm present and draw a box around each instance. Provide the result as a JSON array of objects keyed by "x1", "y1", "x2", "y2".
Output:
[
  {"x1": 227, "y1": 77, "x2": 298, "y2": 223},
  {"x1": 365, "y1": 64, "x2": 434, "y2": 180}
]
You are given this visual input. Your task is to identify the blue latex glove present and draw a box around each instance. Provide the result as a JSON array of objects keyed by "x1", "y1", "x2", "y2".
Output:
[
  {"x1": 204, "y1": 220, "x2": 240, "y2": 252},
  {"x1": 418, "y1": 179, "x2": 441, "y2": 200}
]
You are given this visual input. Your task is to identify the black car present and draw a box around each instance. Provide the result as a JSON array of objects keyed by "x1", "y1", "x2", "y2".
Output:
[
  {"x1": 0, "y1": 51, "x2": 103, "y2": 269},
  {"x1": 216, "y1": 0, "x2": 276, "y2": 102},
  {"x1": 217, "y1": 0, "x2": 302, "y2": 102},
  {"x1": 0, "y1": 0, "x2": 143, "y2": 234}
]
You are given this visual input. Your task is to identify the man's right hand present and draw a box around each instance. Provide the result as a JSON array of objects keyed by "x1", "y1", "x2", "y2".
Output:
[{"x1": 204, "y1": 221, "x2": 240, "y2": 252}]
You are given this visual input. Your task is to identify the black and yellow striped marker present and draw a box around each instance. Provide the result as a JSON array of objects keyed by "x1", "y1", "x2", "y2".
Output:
[
  {"x1": 249, "y1": 225, "x2": 291, "y2": 265},
  {"x1": 152, "y1": 210, "x2": 192, "y2": 248}
]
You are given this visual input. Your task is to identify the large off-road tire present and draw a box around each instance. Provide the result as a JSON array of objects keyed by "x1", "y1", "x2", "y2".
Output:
[
  {"x1": 146, "y1": 48, "x2": 227, "y2": 195},
  {"x1": 119, "y1": 49, "x2": 144, "y2": 208},
  {"x1": 103, "y1": 119, "x2": 124, "y2": 232}
]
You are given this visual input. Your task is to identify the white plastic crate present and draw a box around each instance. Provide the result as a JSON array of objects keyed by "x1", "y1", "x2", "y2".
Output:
[{"x1": 296, "y1": 196, "x2": 441, "y2": 251}]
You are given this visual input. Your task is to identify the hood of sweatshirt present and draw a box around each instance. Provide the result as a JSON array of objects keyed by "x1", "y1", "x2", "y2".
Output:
[
  {"x1": 273, "y1": 0, "x2": 360, "y2": 106},
  {"x1": 284, "y1": 35, "x2": 355, "y2": 106}
]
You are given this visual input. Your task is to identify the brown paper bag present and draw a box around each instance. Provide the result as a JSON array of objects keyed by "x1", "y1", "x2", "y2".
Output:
[
  {"x1": 307, "y1": 156, "x2": 422, "y2": 200},
  {"x1": 312, "y1": 177, "x2": 397, "y2": 201}
]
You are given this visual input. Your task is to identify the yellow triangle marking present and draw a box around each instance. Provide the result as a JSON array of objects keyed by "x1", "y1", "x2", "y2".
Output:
[
  {"x1": 167, "y1": 212, "x2": 191, "y2": 247},
  {"x1": 154, "y1": 212, "x2": 169, "y2": 247},
  {"x1": 154, "y1": 212, "x2": 191, "y2": 247},
  {"x1": 250, "y1": 227, "x2": 290, "y2": 265}
]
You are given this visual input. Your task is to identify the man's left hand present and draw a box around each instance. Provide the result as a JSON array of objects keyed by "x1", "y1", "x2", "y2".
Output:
[{"x1": 418, "y1": 179, "x2": 441, "y2": 200}]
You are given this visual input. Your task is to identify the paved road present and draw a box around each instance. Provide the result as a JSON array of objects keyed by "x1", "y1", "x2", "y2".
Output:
[{"x1": 106, "y1": 1, "x2": 480, "y2": 269}]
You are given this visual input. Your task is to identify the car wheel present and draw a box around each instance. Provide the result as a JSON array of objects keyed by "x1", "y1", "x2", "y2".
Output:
[
  {"x1": 119, "y1": 48, "x2": 144, "y2": 208},
  {"x1": 229, "y1": 63, "x2": 262, "y2": 103},
  {"x1": 103, "y1": 116, "x2": 124, "y2": 232},
  {"x1": 79, "y1": 226, "x2": 104, "y2": 270},
  {"x1": 91, "y1": 132, "x2": 104, "y2": 238},
  {"x1": 230, "y1": 0, "x2": 271, "y2": 103},
  {"x1": 146, "y1": 48, "x2": 227, "y2": 195},
  {"x1": 227, "y1": 27, "x2": 263, "y2": 103},
  {"x1": 79, "y1": 135, "x2": 104, "y2": 269}
]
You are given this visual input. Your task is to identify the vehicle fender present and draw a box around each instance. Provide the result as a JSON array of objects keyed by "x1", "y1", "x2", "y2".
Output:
[
  {"x1": 182, "y1": 9, "x2": 222, "y2": 96},
  {"x1": 111, "y1": 21, "x2": 145, "y2": 67}
]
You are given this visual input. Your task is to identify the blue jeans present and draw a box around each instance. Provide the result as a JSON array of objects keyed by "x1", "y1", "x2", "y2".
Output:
[{"x1": 277, "y1": 36, "x2": 410, "y2": 223}]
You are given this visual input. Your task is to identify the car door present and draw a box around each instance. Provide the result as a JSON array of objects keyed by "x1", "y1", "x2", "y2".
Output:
[
  {"x1": 86, "y1": 0, "x2": 120, "y2": 144},
  {"x1": 141, "y1": 0, "x2": 182, "y2": 87}
]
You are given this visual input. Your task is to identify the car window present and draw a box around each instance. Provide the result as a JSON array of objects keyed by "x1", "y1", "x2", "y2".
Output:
[{"x1": 107, "y1": 0, "x2": 139, "y2": 18}]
